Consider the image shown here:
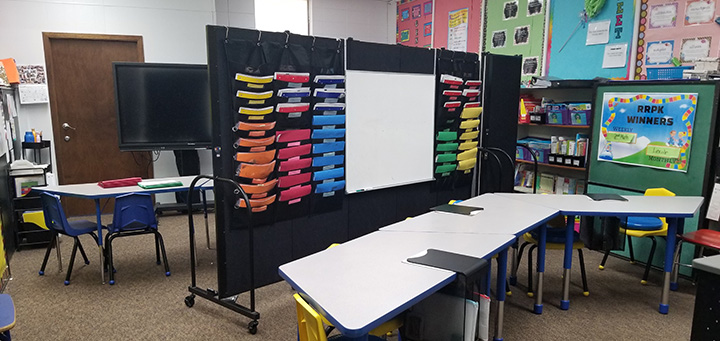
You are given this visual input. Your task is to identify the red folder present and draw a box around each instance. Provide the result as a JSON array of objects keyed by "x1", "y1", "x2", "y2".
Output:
[
  {"x1": 278, "y1": 173, "x2": 311, "y2": 188},
  {"x1": 276, "y1": 129, "x2": 311, "y2": 143},
  {"x1": 277, "y1": 144, "x2": 311, "y2": 160}
]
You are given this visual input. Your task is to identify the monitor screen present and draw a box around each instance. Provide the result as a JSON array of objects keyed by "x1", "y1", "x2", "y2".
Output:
[{"x1": 113, "y1": 62, "x2": 211, "y2": 151}]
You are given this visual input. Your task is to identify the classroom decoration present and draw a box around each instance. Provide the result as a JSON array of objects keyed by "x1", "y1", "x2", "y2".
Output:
[
  {"x1": 584, "y1": 0, "x2": 607, "y2": 18},
  {"x1": 397, "y1": 0, "x2": 433, "y2": 48},
  {"x1": 634, "y1": 0, "x2": 720, "y2": 80},
  {"x1": 433, "y1": 0, "x2": 483, "y2": 53},
  {"x1": 547, "y1": 0, "x2": 636, "y2": 79},
  {"x1": 596, "y1": 92, "x2": 697, "y2": 172},
  {"x1": 434, "y1": 50, "x2": 481, "y2": 186},
  {"x1": 483, "y1": 0, "x2": 547, "y2": 82}
]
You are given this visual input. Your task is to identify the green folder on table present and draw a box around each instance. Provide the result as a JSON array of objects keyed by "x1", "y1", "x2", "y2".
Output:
[{"x1": 137, "y1": 180, "x2": 183, "y2": 189}]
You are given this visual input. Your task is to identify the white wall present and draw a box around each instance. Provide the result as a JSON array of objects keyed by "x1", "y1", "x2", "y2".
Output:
[
  {"x1": 309, "y1": 0, "x2": 395, "y2": 43},
  {"x1": 215, "y1": 0, "x2": 255, "y2": 28},
  {"x1": 0, "y1": 0, "x2": 224, "y2": 203}
]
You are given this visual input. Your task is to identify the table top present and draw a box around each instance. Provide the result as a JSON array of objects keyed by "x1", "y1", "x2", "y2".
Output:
[
  {"x1": 380, "y1": 193, "x2": 559, "y2": 236},
  {"x1": 496, "y1": 193, "x2": 704, "y2": 218},
  {"x1": 278, "y1": 230, "x2": 515, "y2": 337},
  {"x1": 36, "y1": 175, "x2": 214, "y2": 199},
  {"x1": 693, "y1": 254, "x2": 720, "y2": 276}
]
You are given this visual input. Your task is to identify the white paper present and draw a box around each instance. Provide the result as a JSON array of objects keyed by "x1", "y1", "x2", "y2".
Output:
[
  {"x1": 646, "y1": 41, "x2": 674, "y2": 65},
  {"x1": 586, "y1": 20, "x2": 610, "y2": 45},
  {"x1": 448, "y1": 8, "x2": 469, "y2": 51},
  {"x1": 706, "y1": 183, "x2": 720, "y2": 221},
  {"x1": 649, "y1": 3, "x2": 678, "y2": 28},
  {"x1": 686, "y1": 0, "x2": 715, "y2": 25},
  {"x1": 18, "y1": 84, "x2": 49, "y2": 104},
  {"x1": 681, "y1": 37, "x2": 711, "y2": 62},
  {"x1": 5, "y1": 94, "x2": 17, "y2": 117},
  {"x1": 602, "y1": 43, "x2": 628, "y2": 68}
]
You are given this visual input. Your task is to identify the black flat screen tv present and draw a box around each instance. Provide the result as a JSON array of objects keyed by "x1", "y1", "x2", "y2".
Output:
[{"x1": 113, "y1": 62, "x2": 211, "y2": 151}]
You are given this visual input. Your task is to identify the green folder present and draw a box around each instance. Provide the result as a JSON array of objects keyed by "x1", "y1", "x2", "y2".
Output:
[
  {"x1": 436, "y1": 131, "x2": 458, "y2": 142},
  {"x1": 435, "y1": 164, "x2": 457, "y2": 174},
  {"x1": 435, "y1": 153, "x2": 457, "y2": 163},
  {"x1": 436, "y1": 143, "x2": 459, "y2": 152},
  {"x1": 137, "y1": 180, "x2": 183, "y2": 189}
]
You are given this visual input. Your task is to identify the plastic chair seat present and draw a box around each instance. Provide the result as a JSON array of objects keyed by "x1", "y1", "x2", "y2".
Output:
[
  {"x1": 621, "y1": 216, "x2": 664, "y2": 230},
  {"x1": 0, "y1": 294, "x2": 15, "y2": 333},
  {"x1": 681, "y1": 229, "x2": 720, "y2": 251},
  {"x1": 67, "y1": 220, "x2": 102, "y2": 236},
  {"x1": 107, "y1": 221, "x2": 154, "y2": 234}
]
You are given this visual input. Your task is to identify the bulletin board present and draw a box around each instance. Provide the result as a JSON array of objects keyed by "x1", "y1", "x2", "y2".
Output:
[
  {"x1": 397, "y1": 0, "x2": 434, "y2": 48},
  {"x1": 433, "y1": 0, "x2": 483, "y2": 53},
  {"x1": 634, "y1": 0, "x2": 720, "y2": 80},
  {"x1": 546, "y1": 0, "x2": 636, "y2": 80},
  {"x1": 483, "y1": 0, "x2": 547, "y2": 81}
]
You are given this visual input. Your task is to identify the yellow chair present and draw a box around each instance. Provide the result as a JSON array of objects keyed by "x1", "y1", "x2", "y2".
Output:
[
  {"x1": 599, "y1": 188, "x2": 675, "y2": 285},
  {"x1": 294, "y1": 293, "x2": 396, "y2": 341},
  {"x1": 517, "y1": 215, "x2": 589, "y2": 297}
]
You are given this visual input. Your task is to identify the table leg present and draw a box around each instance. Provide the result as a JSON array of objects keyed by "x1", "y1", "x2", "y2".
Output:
[
  {"x1": 509, "y1": 241, "x2": 518, "y2": 286},
  {"x1": 561, "y1": 215, "x2": 575, "y2": 310},
  {"x1": 494, "y1": 248, "x2": 507, "y2": 341},
  {"x1": 535, "y1": 223, "x2": 547, "y2": 314},
  {"x1": 94, "y1": 199, "x2": 105, "y2": 284},
  {"x1": 660, "y1": 217, "x2": 682, "y2": 314}
]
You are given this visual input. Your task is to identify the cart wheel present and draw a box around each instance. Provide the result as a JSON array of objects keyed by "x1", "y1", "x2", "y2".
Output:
[
  {"x1": 248, "y1": 320, "x2": 258, "y2": 334},
  {"x1": 184, "y1": 295, "x2": 195, "y2": 307}
]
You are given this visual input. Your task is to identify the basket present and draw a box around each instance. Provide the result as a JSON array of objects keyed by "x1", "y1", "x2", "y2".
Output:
[{"x1": 646, "y1": 66, "x2": 692, "y2": 80}]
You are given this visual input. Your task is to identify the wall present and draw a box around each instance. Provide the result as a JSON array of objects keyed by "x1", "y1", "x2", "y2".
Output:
[
  {"x1": 396, "y1": 0, "x2": 433, "y2": 47},
  {"x1": 309, "y1": 0, "x2": 395, "y2": 43},
  {"x1": 0, "y1": 0, "x2": 224, "y2": 203},
  {"x1": 215, "y1": 0, "x2": 255, "y2": 28},
  {"x1": 434, "y1": 0, "x2": 483, "y2": 53}
]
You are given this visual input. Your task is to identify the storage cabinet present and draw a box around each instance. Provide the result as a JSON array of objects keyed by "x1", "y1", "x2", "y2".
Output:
[
  {"x1": 515, "y1": 81, "x2": 595, "y2": 194},
  {"x1": 8, "y1": 163, "x2": 52, "y2": 249}
]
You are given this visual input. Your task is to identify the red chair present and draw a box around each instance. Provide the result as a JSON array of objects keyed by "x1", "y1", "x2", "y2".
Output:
[{"x1": 671, "y1": 229, "x2": 720, "y2": 290}]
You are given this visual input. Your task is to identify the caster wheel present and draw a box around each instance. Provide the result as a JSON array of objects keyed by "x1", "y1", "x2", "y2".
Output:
[
  {"x1": 39, "y1": 271, "x2": 44, "y2": 276},
  {"x1": 184, "y1": 295, "x2": 195, "y2": 307},
  {"x1": 157, "y1": 261, "x2": 162, "y2": 265},
  {"x1": 109, "y1": 280, "x2": 115, "y2": 285},
  {"x1": 84, "y1": 261, "x2": 90, "y2": 265},
  {"x1": 248, "y1": 320, "x2": 259, "y2": 334},
  {"x1": 64, "y1": 280, "x2": 70, "y2": 286},
  {"x1": 165, "y1": 271, "x2": 171, "y2": 276}
]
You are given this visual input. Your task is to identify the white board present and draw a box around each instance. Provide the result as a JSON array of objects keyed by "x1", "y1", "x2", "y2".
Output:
[{"x1": 345, "y1": 70, "x2": 435, "y2": 193}]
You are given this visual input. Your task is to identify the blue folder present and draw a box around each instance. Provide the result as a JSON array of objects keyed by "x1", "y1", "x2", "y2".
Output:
[
  {"x1": 312, "y1": 115, "x2": 346, "y2": 126},
  {"x1": 313, "y1": 141, "x2": 345, "y2": 154},
  {"x1": 312, "y1": 129, "x2": 345, "y2": 139},
  {"x1": 313, "y1": 167, "x2": 344, "y2": 181},
  {"x1": 315, "y1": 180, "x2": 346, "y2": 193},
  {"x1": 312, "y1": 155, "x2": 345, "y2": 167}
]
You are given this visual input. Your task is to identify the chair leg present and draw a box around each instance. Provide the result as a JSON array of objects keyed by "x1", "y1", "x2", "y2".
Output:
[
  {"x1": 39, "y1": 234, "x2": 57, "y2": 276},
  {"x1": 513, "y1": 242, "x2": 529, "y2": 287},
  {"x1": 107, "y1": 235, "x2": 116, "y2": 285},
  {"x1": 641, "y1": 236, "x2": 657, "y2": 285},
  {"x1": 577, "y1": 249, "x2": 589, "y2": 296},
  {"x1": 627, "y1": 235, "x2": 635, "y2": 264},
  {"x1": 154, "y1": 233, "x2": 161, "y2": 265},
  {"x1": 76, "y1": 239, "x2": 90, "y2": 265},
  {"x1": 154, "y1": 230, "x2": 171, "y2": 276},
  {"x1": 64, "y1": 237, "x2": 80, "y2": 285},
  {"x1": 0, "y1": 329, "x2": 11, "y2": 341},
  {"x1": 527, "y1": 244, "x2": 536, "y2": 297},
  {"x1": 599, "y1": 249, "x2": 610, "y2": 270}
]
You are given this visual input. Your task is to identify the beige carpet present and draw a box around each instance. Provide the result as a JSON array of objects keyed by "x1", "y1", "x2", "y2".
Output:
[{"x1": 4, "y1": 213, "x2": 699, "y2": 340}]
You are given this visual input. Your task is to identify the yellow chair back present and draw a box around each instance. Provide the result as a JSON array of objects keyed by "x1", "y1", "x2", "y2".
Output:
[
  {"x1": 644, "y1": 188, "x2": 675, "y2": 227},
  {"x1": 294, "y1": 293, "x2": 328, "y2": 341}
]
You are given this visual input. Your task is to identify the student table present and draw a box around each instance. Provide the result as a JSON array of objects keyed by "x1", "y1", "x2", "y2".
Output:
[
  {"x1": 37, "y1": 175, "x2": 213, "y2": 284},
  {"x1": 380, "y1": 193, "x2": 559, "y2": 314},
  {"x1": 279, "y1": 230, "x2": 516, "y2": 341},
  {"x1": 496, "y1": 193, "x2": 703, "y2": 314}
]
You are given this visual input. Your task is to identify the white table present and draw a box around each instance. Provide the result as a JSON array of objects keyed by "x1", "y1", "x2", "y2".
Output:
[
  {"x1": 380, "y1": 194, "x2": 560, "y2": 315},
  {"x1": 497, "y1": 193, "x2": 704, "y2": 314},
  {"x1": 37, "y1": 175, "x2": 213, "y2": 283},
  {"x1": 279, "y1": 230, "x2": 515, "y2": 341}
]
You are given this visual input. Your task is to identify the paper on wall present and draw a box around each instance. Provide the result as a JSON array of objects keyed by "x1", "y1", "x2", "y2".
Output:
[
  {"x1": 646, "y1": 41, "x2": 674, "y2": 65},
  {"x1": 681, "y1": 37, "x2": 711, "y2": 62},
  {"x1": 685, "y1": 0, "x2": 715, "y2": 25},
  {"x1": 602, "y1": 43, "x2": 628, "y2": 68},
  {"x1": 586, "y1": 20, "x2": 610, "y2": 45},
  {"x1": 706, "y1": 183, "x2": 720, "y2": 221},
  {"x1": 649, "y1": 3, "x2": 678, "y2": 28}
]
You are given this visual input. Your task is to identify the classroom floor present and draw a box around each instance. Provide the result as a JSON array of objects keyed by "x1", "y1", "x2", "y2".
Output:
[{"x1": 4, "y1": 213, "x2": 698, "y2": 340}]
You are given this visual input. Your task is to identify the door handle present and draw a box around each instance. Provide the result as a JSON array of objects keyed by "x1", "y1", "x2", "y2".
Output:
[{"x1": 62, "y1": 123, "x2": 76, "y2": 130}]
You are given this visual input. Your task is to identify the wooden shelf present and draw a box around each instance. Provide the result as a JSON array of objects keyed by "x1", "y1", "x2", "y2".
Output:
[
  {"x1": 516, "y1": 159, "x2": 586, "y2": 171},
  {"x1": 519, "y1": 123, "x2": 590, "y2": 129}
]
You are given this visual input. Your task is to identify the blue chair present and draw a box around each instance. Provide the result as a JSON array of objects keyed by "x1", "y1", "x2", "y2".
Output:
[
  {"x1": 0, "y1": 294, "x2": 15, "y2": 341},
  {"x1": 39, "y1": 193, "x2": 100, "y2": 285},
  {"x1": 105, "y1": 193, "x2": 169, "y2": 285}
]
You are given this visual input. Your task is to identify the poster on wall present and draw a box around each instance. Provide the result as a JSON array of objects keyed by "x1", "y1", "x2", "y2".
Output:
[
  {"x1": 597, "y1": 93, "x2": 698, "y2": 172},
  {"x1": 685, "y1": 0, "x2": 715, "y2": 25},
  {"x1": 448, "y1": 8, "x2": 469, "y2": 51},
  {"x1": 680, "y1": 37, "x2": 711, "y2": 62},
  {"x1": 646, "y1": 41, "x2": 674, "y2": 65},
  {"x1": 492, "y1": 30, "x2": 507, "y2": 48},
  {"x1": 503, "y1": 1, "x2": 519, "y2": 20},
  {"x1": 514, "y1": 26, "x2": 530, "y2": 45},
  {"x1": 527, "y1": 0, "x2": 543, "y2": 16},
  {"x1": 397, "y1": 0, "x2": 432, "y2": 48},
  {"x1": 648, "y1": 2, "x2": 678, "y2": 29}
]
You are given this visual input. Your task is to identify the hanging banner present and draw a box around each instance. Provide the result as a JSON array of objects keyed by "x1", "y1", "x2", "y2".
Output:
[{"x1": 597, "y1": 92, "x2": 698, "y2": 172}]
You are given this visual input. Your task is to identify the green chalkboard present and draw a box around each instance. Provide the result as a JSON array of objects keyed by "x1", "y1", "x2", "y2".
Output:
[{"x1": 588, "y1": 81, "x2": 719, "y2": 276}]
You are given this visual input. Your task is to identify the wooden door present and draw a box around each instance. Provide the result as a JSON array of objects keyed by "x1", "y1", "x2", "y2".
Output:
[{"x1": 43, "y1": 33, "x2": 152, "y2": 216}]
